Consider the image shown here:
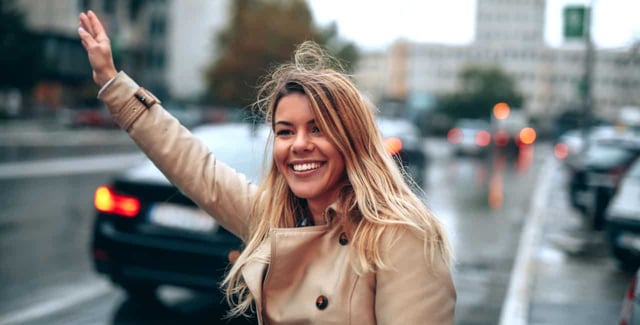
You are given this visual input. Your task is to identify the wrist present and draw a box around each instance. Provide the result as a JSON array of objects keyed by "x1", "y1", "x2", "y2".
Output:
[{"x1": 97, "y1": 69, "x2": 118, "y2": 87}]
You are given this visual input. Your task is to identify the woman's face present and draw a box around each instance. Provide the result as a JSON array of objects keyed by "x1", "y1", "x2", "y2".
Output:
[{"x1": 273, "y1": 92, "x2": 346, "y2": 208}]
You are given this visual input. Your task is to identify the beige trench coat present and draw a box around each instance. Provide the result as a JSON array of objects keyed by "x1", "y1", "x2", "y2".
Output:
[{"x1": 98, "y1": 72, "x2": 456, "y2": 324}]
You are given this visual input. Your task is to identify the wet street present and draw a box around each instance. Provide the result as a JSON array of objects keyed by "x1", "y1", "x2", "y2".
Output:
[{"x1": 0, "y1": 122, "x2": 632, "y2": 324}]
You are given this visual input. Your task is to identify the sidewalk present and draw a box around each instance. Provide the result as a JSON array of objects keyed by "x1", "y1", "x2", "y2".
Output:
[{"x1": 500, "y1": 156, "x2": 632, "y2": 324}]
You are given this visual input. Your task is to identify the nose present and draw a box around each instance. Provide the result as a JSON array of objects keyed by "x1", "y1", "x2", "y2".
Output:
[{"x1": 292, "y1": 132, "x2": 313, "y2": 153}]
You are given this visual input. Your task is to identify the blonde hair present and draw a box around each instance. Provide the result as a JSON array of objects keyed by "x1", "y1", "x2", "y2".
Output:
[{"x1": 222, "y1": 41, "x2": 451, "y2": 316}]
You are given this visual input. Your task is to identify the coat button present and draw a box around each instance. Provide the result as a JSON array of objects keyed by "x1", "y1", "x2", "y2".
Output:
[
  {"x1": 315, "y1": 295, "x2": 328, "y2": 310},
  {"x1": 339, "y1": 232, "x2": 349, "y2": 246}
]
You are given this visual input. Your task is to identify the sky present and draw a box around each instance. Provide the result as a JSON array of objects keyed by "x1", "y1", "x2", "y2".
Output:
[{"x1": 307, "y1": 0, "x2": 640, "y2": 50}]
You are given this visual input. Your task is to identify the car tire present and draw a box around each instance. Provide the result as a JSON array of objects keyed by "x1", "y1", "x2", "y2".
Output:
[
  {"x1": 591, "y1": 188, "x2": 611, "y2": 231},
  {"x1": 120, "y1": 282, "x2": 158, "y2": 303},
  {"x1": 612, "y1": 246, "x2": 640, "y2": 273}
]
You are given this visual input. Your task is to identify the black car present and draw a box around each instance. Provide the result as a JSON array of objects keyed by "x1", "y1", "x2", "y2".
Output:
[
  {"x1": 606, "y1": 157, "x2": 640, "y2": 271},
  {"x1": 91, "y1": 119, "x2": 426, "y2": 301},
  {"x1": 565, "y1": 136, "x2": 640, "y2": 230},
  {"x1": 91, "y1": 123, "x2": 269, "y2": 300}
]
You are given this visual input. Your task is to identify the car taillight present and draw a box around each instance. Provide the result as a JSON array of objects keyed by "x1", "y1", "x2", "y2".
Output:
[
  {"x1": 554, "y1": 142, "x2": 569, "y2": 160},
  {"x1": 384, "y1": 137, "x2": 403, "y2": 155},
  {"x1": 609, "y1": 166, "x2": 627, "y2": 184},
  {"x1": 494, "y1": 130, "x2": 509, "y2": 147},
  {"x1": 94, "y1": 185, "x2": 141, "y2": 217},
  {"x1": 475, "y1": 130, "x2": 491, "y2": 147},
  {"x1": 447, "y1": 128, "x2": 462, "y2": 144}
]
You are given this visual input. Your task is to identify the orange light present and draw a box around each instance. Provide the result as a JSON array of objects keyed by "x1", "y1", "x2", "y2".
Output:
[
  {"x1": 494, "y1": 130, "x2": 509, "y2": 147},
  {"x1": 94, "y1": 185, "x2": 140, "y2": 217},
  {"x1": 447, "y1": 128, "x2": 462, "y2": 144},
  {"x1": 384, "y1": 137, "x2": 403, "y2": 155},
  {"x1": 554, "y1": 143, "x2": 569, "y2": 160},
  {"x1": 493, "y1": 102, "x2": 510, "y2": 120},
  {"x1": 475, "y1": 130, "x2": 491, "y2": 147},
  {"x1": 94, "y1": 186, "x2": 115, "y2": 212},
  {"x1": 519, "y1": 127, "x2": 536, "y2": 145},
  {"x1": 228, "y1": 250, "x2": 241, "y2": 264}
]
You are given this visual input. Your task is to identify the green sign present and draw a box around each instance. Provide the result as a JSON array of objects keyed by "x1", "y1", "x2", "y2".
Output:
[{"x1": 564, "y1": 6, "x2": 590, "y2": 40}]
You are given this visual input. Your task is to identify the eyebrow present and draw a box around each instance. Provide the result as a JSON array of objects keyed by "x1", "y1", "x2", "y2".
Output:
[{"x1": 274, "y1": 119, "x2": 316, "y2": 127}]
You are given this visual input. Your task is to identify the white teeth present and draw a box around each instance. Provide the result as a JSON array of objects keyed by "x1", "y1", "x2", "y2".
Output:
[{"x1": 292, "y1": 163, "x2": 321, "y2": 171}]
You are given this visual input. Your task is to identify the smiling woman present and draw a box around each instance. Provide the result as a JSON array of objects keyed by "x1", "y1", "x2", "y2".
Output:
[{"x1": 78, "y1": 9, "x2": 455, "y2": 324}]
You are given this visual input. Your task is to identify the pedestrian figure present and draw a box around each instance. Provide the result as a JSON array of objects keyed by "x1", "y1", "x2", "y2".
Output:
[{"x1": 78, "y1": 10, "x2": 455, "y2": 324}]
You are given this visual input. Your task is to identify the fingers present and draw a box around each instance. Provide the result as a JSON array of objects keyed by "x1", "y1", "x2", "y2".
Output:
[
  {"x1": 87, "y1": 10, "x2": 108, "y2": 41},
  {"x1": 79, "y1": 12, "x2": 95, "y2": 37},
  {"x1": 77, "y1": 26, "x2": 96, "y2": 49}
]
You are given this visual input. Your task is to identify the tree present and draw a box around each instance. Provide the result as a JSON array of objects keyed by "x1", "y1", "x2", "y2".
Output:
[
  {"x1": 0, "y1": 0, "x2": 43, "y2": 91},
  {"x1": 435, "y1": 65, "x2": 523, "y2": 121},
  {"x1": 204, "y1": 0, "x2": 358, "y2": 107}
]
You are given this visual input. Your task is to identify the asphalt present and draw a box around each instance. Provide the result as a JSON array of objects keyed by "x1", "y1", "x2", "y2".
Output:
[{"x1": 1, "y1": 118, "x2": 633, "y2": 324}]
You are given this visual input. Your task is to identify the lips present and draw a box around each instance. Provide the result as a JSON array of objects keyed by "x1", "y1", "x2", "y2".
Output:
[{"x1": 291, "y1": 162, "x2": 323, "y2": 172}]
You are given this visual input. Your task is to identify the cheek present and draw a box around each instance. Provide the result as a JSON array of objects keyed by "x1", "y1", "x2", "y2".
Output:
[{"x1": 273, "y1": 142, "x2": 288, "y2": 167}]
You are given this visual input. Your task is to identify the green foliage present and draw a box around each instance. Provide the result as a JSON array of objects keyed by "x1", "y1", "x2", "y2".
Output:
[
  {"x1": 205, "y1": 0, "x2": 359, "y2": 107},
  {"x1": 0, "y1": 0, "x2": 43, "y2": 91},
  {"x1": 435, "y1": 65, "x2": 524, "y2": 120}
]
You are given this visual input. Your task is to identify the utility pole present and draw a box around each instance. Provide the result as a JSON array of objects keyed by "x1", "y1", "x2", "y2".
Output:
[{"x1": 581, "y1": 0, "x2": 595, "y2": 151}]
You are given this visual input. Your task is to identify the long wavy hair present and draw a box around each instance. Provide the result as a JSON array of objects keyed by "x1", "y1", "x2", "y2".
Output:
[{"x1": 222, "y1": 41, "x2": 452, "y2": 316}]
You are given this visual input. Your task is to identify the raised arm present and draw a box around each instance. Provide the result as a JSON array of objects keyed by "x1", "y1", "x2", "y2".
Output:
[{"x1": 77, "y1": 11, "x2": 256, "y2": 240}]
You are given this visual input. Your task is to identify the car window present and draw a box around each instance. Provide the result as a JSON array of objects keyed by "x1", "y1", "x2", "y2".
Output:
[
  {"x1": 585, "y1": 144, "x2": 635, "y2": 165},
  {"x1": 194, "y1": 124, "x2": 271, "y2": 182}
]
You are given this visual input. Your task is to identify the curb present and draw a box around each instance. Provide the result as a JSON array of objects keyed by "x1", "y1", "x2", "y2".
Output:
[{"x1": 498, "y1": 156, "x2": 555, "y2": 325}]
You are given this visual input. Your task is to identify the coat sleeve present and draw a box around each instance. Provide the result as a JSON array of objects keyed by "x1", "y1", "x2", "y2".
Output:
[
  {"x1": 98, "y1": 71, "x2": 256, "y2": 241},
  {"x1": 375, "y1": 228, "x2": 456, "y2": 324}
]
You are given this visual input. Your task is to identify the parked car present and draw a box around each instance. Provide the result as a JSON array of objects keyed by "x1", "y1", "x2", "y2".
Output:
[
  {"x1": 447, "y1": 119, "x2": 492, "y2": 156},
  {"x1": 91, "y1": 123, "x2": 269, "y2": 301},
  {"x1": 554, "y1": 126, "x2": 630, "y2": 161},
  {"x1": 91, "y1": 119, "x2": 426, "y2": 301},
  {"x1": 619, "y1": 268, "x2": 640, "y2": 324},
  {"x1": 606, "y1": 158, "x2": 640, "y2": 271},
  {"x1": 377, "y1": 116, "x2": 428, "y2": 187},
  {"x1": 566, "y1": 136, "x2": 640, "y2": 230}
]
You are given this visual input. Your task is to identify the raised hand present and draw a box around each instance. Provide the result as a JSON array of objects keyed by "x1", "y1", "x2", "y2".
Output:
[{"x1": 77, "y1": 10, "x2": 117, "y2": 87}]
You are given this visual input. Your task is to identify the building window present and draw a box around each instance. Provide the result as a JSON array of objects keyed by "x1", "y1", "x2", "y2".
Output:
[
  {"x1": 150, "y1": 16, "x2": 166, "y2": 36},
  {"x1": 129, "y1": 0, "x2": 143, "y2": 21},
  {"x1": 79, "y1": 0, "x2": 91, "y2": 11},
  {"x1": 104, "y1": 0, "x2": 115, "y2": 14}
]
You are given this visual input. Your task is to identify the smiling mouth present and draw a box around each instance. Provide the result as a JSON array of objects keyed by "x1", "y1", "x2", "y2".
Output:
[{"x1": 291, "y1": 162, "x2": 322, "y2": 172}]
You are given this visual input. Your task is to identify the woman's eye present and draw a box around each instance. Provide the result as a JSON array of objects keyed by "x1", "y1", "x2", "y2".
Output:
[
  {"x1": 311, "y1": 126, "x2": 321, "y2": 134},
  {"x1": 276, "y1": 129, "x2": 292, "y2": 136}
]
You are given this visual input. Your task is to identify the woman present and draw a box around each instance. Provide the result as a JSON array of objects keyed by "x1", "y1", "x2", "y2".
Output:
[{"x1": 79, "y1": 10, "x2": 455, "y2": 324}]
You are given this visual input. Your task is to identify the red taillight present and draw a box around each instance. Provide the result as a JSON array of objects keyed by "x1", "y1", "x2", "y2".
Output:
[
  {"x1": 494, "y1": 130, "x2": 509, "y2": 147},
  {"x1": 384, "y1": 137, "x2": 403, "y2": 155},
  {"x1": 94, "y1": 185, "x2": 140, "y2": 217},
  {"x1": 554, "y1": 143, "x2": 569, "y2": 160},
  {"x1": 447, "y1": 128, "x2": 462, "y2": 144},
  {"x1": 475, "y1": 130, "x2": 491, "y2": 147}
]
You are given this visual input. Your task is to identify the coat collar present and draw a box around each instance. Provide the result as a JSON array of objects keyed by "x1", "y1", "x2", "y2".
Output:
[{"x1": 241, "y1": 202, "x2": 344, "y2": 321}]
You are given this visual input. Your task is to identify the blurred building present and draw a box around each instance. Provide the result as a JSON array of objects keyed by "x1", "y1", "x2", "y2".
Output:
[
  {"x1": 354, "y1": 0, "x2": 640, "y2": 123},
  {"x1": 14, "y1": 0, "x2": 230, "y2": 114}
]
